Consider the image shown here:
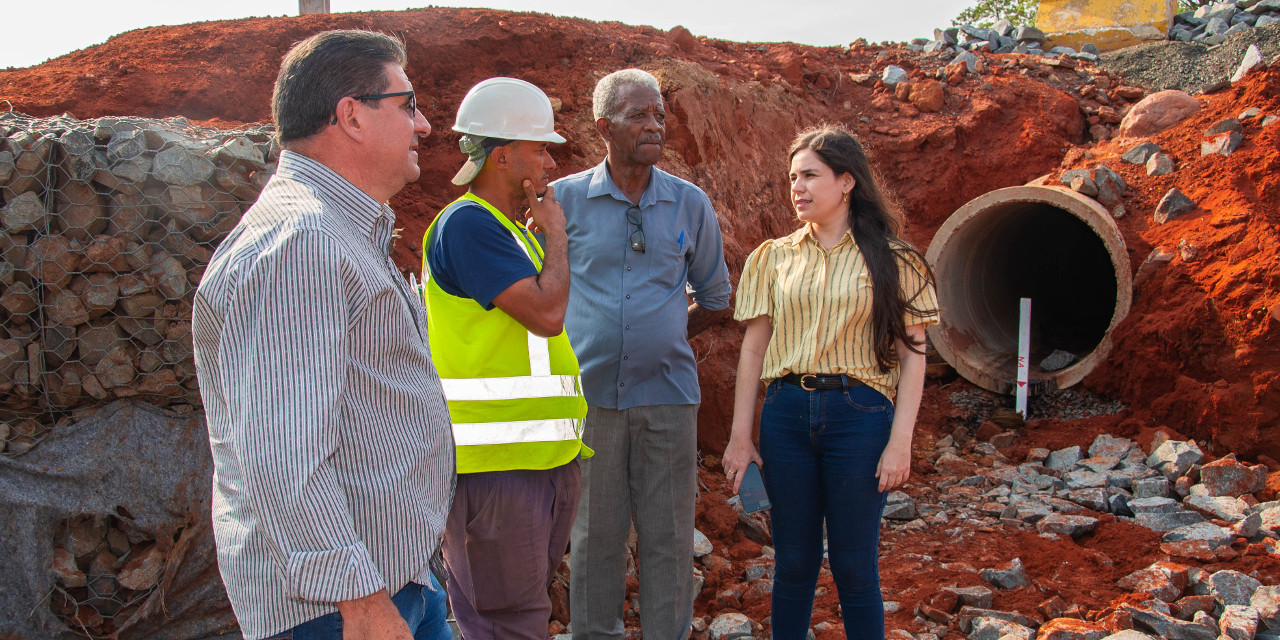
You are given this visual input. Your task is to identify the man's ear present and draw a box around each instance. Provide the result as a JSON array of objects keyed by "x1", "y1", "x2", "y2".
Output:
[
  {"x1": 595, "y1": 117, "x2": 613, "y2": 142},
  {"x1": 490, "y1": 145, "x2": 509, "y2": 169},
  {"x1": 333, "y1": 96, "x2": 365, "y2": 141}
]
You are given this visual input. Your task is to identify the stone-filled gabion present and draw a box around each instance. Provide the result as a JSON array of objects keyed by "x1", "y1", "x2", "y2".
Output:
[{"x1": 0, "y1": 112, "x2": 276, "y2": 460}]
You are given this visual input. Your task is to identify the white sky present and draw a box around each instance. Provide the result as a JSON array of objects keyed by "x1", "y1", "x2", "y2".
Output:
[{"x1": 2, "y1": 0, "x2": 975, "y2": 69}]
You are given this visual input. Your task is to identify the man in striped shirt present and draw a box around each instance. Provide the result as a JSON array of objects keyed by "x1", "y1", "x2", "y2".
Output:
[{"x1": 191, "y1": 31, "x2": 454, "y2": 640}]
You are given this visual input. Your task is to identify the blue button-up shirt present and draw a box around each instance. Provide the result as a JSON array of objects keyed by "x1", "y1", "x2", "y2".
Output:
[{"x1": 553, "y1": 161, "x2": 731, "y2": 409}]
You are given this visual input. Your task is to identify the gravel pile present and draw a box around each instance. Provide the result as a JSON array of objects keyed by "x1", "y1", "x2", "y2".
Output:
[{"x1": 1098, "y1": 21, "x2": 1280, "y2": 93}]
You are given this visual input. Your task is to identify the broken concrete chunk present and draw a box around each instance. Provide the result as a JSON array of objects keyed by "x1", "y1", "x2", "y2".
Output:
[
  {"x1": 1199, "y1": 457, "x2": 1267, "y2": 497},
  {"x1": 968, "y1": 616, "x2": 1033, "y2": 640},
  {"x1": 1118, "y1": 565, "x2": 1184, "y2": 603},
  {"x1": 1122, "y1": 141, "x2": 1161, "y2": 164},
  {"x1": 1145, "y1": 152, "x2": 1175, "y2": 176},
  {"x1": 706, "y1": 612, "x2": 751, "y2": 640},
  {"x1": 1154, "y1": 188, "x2": 1197, "y2": 224},
  {"x1": 1147, "y1": 440, "x2": 1204, "y2": 479},
  {"x1": 980, "y1": 558, "x2": 1029, "y2": 590},
  {"x1": 1070, "y1": 174, "x2": 1098, "y2": 197},
  {"x1": 693, "y1": 528, "x2": 712, "y2": 558},
  {"x1": 1205, "y1": 118, "x2": 1243, "y2": 136},
  {"x1": 881, "y1": 65, "x2": 908, "y2": 88},
  {"x1": 1219, "y1": 604, "x2": 1259, "y2": 640},
  {"x1": 1089, "y1": 434, "x2": 1135, "y2": 459},
  {"x1": 1036, "y1": 513, "x2": 1099, "y2": 538},
  {"x1": 1208, "y1": 569, "x2": 1263, "y2": 607},
  {"x1": 1201, "y1": 131, "x2": 1243, "y2": 157},
  {"x1": 1231, "y1": 44, "x2": 1264, "y2": 83},
  {"x1": 1250, "y1": 585, "x2": 1280, "y2": 629},
  {"x1": 1164, "y1": 522, "x2": 1233, "y2": 550},
  {"x1": 1129, "y1": 496, "x2": 1180, "y2": 514},
  {"x1": 1039, "y1": 349, "x2": 1077, "y2": 372},
  {"x1": 1135, "y1": 510, "x2": 1205, "y2": 532},
  {"x1": 1046, "y1": 446, "x2": 1083, "y2": 470},
  {"x1": 1184, "y1": 494, "x2": 1247, "y2": 521}
]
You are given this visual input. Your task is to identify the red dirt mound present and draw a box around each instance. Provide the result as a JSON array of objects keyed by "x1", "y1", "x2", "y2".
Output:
[
  {"x1": 1, "y1": 7, "x2": 1093, "y2": 453},
  {"x1": 5, "y1": 8, "x2": 1280, "y2": 639}
]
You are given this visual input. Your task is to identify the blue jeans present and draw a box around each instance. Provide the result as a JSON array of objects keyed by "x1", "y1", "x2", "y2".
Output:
[
  {"x1": 263, "y1": 572, "x2": 451, "y2": 640},
  {"x1": 759, "y1": 380, "x2": 893, "y2": 640}
]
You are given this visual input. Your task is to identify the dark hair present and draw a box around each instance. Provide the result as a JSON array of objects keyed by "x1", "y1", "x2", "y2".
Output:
[
  {"x1": 788, "y1": 124, "x2": 936, "y2": 373},
  {"x1": 272, "y1": 30, "x2": 408, "y2": 144}
]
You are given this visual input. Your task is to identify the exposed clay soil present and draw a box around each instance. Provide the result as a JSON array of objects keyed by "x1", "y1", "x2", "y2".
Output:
[{"x1": 3, "y1": 8, "x2": 1278, "y2": 638}]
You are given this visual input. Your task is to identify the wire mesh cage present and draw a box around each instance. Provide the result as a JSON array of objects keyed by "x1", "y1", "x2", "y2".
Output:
[{"x1": 0, "y1": 111, "x2": 277, "y2": 638}]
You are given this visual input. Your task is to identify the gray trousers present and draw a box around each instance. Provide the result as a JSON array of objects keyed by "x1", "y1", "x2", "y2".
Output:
[
  {"x1": 444, "y1": 461, "x2": 581, "y2": 640},
  {"x1": 570, "y1": 404, "x2": 699, "y2": 640}
]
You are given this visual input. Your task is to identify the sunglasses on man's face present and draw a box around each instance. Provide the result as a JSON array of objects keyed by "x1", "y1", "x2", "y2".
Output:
[{"x1": 330, "y1": 90, "x2": 418, "y2": 125}]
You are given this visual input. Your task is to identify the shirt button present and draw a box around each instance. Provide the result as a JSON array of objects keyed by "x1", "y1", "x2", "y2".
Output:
[
  {"x1": 623, "y1": 355, "x2": 629, "y2": 360},
  {"x1": 625, "y1": 325, "x2": 630, "y2": 330},
  {"x1": 626, "y1": 266, "x2": 632, "y2": 271},
  {"x1": 619, "y1": 382, "x2": 625, "y2": 387},
  {"x1": 625, "y1": 295, "x2": 630, "y2": 300}
]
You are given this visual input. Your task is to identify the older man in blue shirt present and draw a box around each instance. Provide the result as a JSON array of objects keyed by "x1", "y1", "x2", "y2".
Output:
[{"x1": 552, "y1": 68, "x2": 731, "y2": 640}]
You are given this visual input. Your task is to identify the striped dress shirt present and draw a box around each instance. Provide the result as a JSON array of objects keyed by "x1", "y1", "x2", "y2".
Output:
[
  {"x1": 192, "y1": 150, "x2": 455, "y2": 639},
  {"x1": 734, "y1": 224, "x2": 940, "y2": 401}
]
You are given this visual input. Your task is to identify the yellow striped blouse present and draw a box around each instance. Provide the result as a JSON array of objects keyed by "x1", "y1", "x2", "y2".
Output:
[{"x1": 734, "y1": 224, "x2": 940, "y2": 401}]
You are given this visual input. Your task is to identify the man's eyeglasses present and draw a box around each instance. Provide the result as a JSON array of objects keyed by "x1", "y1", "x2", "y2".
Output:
[
  {"x1": 626, "y1": 206, "x2": 645, "y2": 253},
  {"x1": 330, "y1": 90, "x2": 418, "y2": 125}
]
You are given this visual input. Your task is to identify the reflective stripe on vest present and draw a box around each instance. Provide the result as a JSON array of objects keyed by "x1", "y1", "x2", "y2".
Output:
[
  {"x1": 439, "y1": 332, "x2": 578, "y2": 401},
  {"x1": 452, "y1": 418, "x2": 580, "y2": 446}
]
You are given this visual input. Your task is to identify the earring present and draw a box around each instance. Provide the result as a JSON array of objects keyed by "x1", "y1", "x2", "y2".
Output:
[{"x1": 842, "y1": 192, "x2": 849, "y2": 203}]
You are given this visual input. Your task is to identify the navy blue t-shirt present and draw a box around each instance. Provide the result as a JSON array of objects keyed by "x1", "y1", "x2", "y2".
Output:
[{"x1": 426, "y1": 202, "x2": 539, "y2": 309}]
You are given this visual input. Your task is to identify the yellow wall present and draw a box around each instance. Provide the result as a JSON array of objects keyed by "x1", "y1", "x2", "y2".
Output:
[{"x1": 1036, "y1": 0, "x2": 1178, "y2": 52}]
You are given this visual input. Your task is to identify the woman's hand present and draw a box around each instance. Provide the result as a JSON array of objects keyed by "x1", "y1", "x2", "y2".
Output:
[
  {"x1": 875, "y1": 437, "x2": 911, "y2": 492},
  {"x1": 722, "y1": 435, "x2": 763, "y2": 493}
]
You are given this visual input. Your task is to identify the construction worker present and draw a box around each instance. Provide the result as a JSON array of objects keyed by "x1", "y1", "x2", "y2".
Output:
[{"x1": 422, "y1": 77, "x2": 589, "y2": 640}]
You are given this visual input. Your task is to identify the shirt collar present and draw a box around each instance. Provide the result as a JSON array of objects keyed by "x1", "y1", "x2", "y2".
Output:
[
  {"x1": 276, "y1": 150, "x2": 395, "y2": 249},
  {"x1": 791, "y1": 223, "x2": 855, "y2": 248},
  {"x1": 585, "y1": 159, "x2": 677, "y2": 208}
]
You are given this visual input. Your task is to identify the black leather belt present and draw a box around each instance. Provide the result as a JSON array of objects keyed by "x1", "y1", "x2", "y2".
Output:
[{"x1": 779, "y1": 373, "x2": 864, "y2": 391}]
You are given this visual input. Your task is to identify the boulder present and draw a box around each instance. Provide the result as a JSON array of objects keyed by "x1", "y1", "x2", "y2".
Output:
[{"x1": 1119, "y1": 90, "x2": 1201, "y2": 138}]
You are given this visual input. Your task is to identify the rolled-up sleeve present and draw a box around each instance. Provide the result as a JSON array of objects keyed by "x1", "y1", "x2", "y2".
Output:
[
  {"x1": 898, "y1": 249, "x2": 940, "y2": 327},
  {"x1": 687, "y1": 196, "x2": 731, "y2": 311},
  {"x1": 734, "y1": 241, "x2": 773, "y2": 322},
  {"x1": 219, "y1": 229, "x2": 384, "y2": 603}
]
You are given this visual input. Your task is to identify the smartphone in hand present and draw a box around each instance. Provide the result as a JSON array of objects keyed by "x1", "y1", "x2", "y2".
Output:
[{"x1": 738, "y1": 462, "x2": 771, "y2": 514}]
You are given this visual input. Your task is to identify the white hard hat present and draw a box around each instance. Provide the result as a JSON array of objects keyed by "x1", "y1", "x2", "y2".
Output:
[{"x1": 451, "y1": 78, "x2": 565, "y2": 185}]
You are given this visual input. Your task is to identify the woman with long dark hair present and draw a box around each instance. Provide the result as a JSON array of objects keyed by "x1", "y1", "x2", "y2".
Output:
[{"x1": 722, "y1": 124, "x2": 939, "y2": 639}]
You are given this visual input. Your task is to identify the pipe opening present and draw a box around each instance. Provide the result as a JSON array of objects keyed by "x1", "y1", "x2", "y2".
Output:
[{"x1": 926, "y1": 186, "x2": 1132, "y2": 395}]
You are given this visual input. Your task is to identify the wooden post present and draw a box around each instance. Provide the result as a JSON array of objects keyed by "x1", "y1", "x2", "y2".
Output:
[{"x1": 300, "y1": 0, "x2": 330, "y2": 15}]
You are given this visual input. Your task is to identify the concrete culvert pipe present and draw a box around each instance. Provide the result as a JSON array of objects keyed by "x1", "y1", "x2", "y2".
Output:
[{"x1": 925, "y1": 186, "x2": 1132, "y2": 396}]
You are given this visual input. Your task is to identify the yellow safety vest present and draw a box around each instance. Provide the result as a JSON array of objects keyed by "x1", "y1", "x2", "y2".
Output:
[{"x1": 422, "y1": 193, "x2": 589, "y2": 474}]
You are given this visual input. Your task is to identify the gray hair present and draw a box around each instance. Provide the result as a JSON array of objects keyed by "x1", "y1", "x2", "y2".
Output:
[
  {"x1": 272, "y1": 30, "x2": 407, "y2": 145},
  {"x1": 592, "y1": 69, "x2": 660, "y2": 122}
]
